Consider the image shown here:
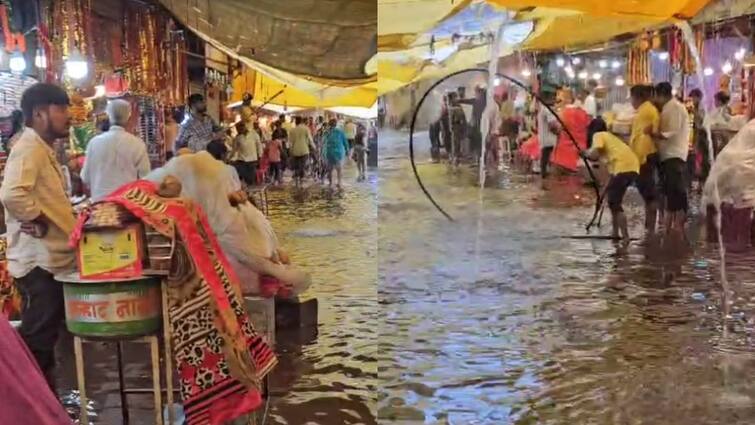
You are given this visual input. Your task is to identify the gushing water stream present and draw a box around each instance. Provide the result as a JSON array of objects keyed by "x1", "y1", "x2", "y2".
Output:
[{"x1": 676, "y1": 21, "x2": 730, "y2": 337}]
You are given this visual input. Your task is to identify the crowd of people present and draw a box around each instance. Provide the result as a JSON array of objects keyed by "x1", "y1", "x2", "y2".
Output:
[
  {"x1": 428, "y1": 78, "x2": 739, "y2": 242},
  {"x1": 164, "y1": 93, "x2": 377, "y2": 190}
]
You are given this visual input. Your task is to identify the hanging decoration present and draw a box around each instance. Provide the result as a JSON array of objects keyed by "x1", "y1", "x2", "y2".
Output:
[{"x1": 627, "y1": 38, "x2": 650, "y2": 85}]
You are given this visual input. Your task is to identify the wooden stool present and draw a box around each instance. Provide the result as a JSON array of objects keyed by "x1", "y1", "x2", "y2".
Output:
[
  {"x1": 73, "y1": 281, "x2": 175, "y2": 425},
  {"x1": 247, "y1": 185, "x2": 270, "y2": 215}
]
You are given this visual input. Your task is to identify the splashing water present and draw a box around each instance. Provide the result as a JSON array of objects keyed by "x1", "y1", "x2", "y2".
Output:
[
  {"x1": 478, "y1": 17, "x2": 507, "y2": 188},
  {"x1": 675, "y1": 21, "x2": 730, "y2": 334}
]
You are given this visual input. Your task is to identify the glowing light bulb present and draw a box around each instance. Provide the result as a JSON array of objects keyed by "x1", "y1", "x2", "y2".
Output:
[
  {"x1": 572, "y1": 57, "x2": 581, "y2": 65},
  {"x1": 592, "y1": 73, "x2": 601, "y2": 80},
  {"x1": 65, "y1": 48, "x2": 89, "y2": 80},
  {"x1": 615, "y1": 77, "x2": 625, "y2": 87},
  {"x1": 611, "y1": 60, "x2": 621, "y2": 69},
  {"x1": 658, "y1": 51, "x2": 670, "y2": 61},
  {"x1": 703, "y1": 67, "x2": 714, "y2": 76},
  {"x1": 34, "y1": 48, "x2": 47, "y2": 69},
  {"x1": 556, "y1": 57, "x2": 565, "y2": 67},
  {"x1": 94, "y1": 85, "x2": 105, "y2": 98},
  {"x1": 735, "y1": 48, "x2": 746, "y2": 61},
  {"x1": 494, "y1": 77, "x2": 501, "y2": 86},
  {"x1": 599, "y1": 59, "x2": 608, "y2": 68},
  {"x1": 722, "y1": 61, "x2": 733, "y2": 74},
  {"x1": 578, "y1": 71, "x2": 588, "y2": 79},
  {"x1": 521, "y1": 68, "x2": 531, "y2": 77},
  {"x1": 9, "y1": 49, "x2": 26, "y2": 74}
]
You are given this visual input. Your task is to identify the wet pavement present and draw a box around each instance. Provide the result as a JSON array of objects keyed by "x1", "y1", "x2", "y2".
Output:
[
  {"x1": 377, "y1": 129, "x2": 755, "y2": 424},
  {"x1": 56, "y1": 162, "x2": 378, "y2": 425}
]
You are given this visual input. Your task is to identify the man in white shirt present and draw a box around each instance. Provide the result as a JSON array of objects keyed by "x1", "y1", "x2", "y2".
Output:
[
  {"x1": 232, "y1": 122, "x2": 264, "y2": 186},
  {"x1": 0, "y1": 83, "x2": 77, "y2": 390},
  {"x1": 344, "y1": 119, "x2": 357, "y2": 150},
  {"x1": 81, "y1": 99, "x2": 151, "y2": 202},
  {"x1": 288, "y1": 116, "x2": 316, "y2": 187},
  {"x1": 651, "y1": 82, "x2": 690, "y2": 233},
  {"x1": 537, "y1": 91, "x2": 560, "y2": 180},
  {"x1": 580, "y1": 80, "x2": 598, "y2": 118}
]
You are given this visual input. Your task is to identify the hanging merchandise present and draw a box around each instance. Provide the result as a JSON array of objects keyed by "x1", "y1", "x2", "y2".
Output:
[
  {"x1": 627, "y1": 40, "x2": 650, "y2": 85},
  {"x1": 0, "y1": 73, "x2": 38, "y2": 117},
  {"x1": 104, "y1": 72, "x2": 129, "y2": 98},
  {"x1": 679, "y1": 26, "x2": 705, "y2": 75},
  {"x1": 135, "y1": 96, "x2": 164, "y2": 167}
]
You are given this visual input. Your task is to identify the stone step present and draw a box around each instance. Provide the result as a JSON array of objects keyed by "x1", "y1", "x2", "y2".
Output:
[{"x1": 275, "y1": 297, "x2": 318, "y2": 330}]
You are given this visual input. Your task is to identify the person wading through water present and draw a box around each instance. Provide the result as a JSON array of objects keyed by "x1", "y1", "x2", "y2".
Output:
[
  {"x1": 628, "y1": 84, "x2": 661, "y2": 234},
  {"x1": 649, "y1": 82, "x2": 691, "y2": 235},
  {"x1": 582, "y1": 132, "x2": 640, "y2": 241}
]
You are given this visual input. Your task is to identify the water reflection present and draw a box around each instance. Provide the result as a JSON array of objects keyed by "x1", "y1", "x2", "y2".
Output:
[{"x1": 378, "y1": 129, "x2": 755, "y2": 424}]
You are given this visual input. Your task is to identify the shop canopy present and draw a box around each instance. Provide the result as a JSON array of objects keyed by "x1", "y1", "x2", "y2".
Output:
[
  {"x1": 377, "y1": 0, "x2": 714, "y2": 93},
  {"x1": 160, "y1": 0, "x2": 377, "y2": 107}
]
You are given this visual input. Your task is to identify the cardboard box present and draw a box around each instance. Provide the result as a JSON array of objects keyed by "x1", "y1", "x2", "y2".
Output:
[{"x1": 77, "y1": 224, "x2": 144, "y2": 280}]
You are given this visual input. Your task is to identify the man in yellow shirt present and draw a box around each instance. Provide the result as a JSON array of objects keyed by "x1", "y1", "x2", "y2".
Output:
[
  {"x1": 628, "y1": 85, "x2": 660, "y2": 233},
  {"x1": 583, "y1": 132, "x2": 640, "y2": 241}
]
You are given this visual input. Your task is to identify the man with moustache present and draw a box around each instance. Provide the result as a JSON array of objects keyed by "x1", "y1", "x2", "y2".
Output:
[
  {"x1": 0, "y1": 83, "x2": 77, "y2": 391},
  {"x1": 175, "y1": 93, "x2": 222, "y2": 152}
]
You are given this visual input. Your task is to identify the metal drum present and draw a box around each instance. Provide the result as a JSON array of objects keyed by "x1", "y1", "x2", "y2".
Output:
[{"x1": 60, "y1": 276, "x2": 161, "y2": 338}]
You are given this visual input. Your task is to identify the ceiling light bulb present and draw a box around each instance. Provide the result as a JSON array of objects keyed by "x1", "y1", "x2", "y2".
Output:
[
  {"x1": 722, "y1": 61, "x2": 733, "y2": 74},
  {"x1": 521, "y1": 68, "x2": 532, "y2": 77},
  {"x1": 599, "y1": 59, "x2": 608, "y2": 68},
  {"x1": 65, "y1": 48, "x2": 89, "y2": 80},
  {"x1": 615, "y1": 77, "x2": 625, "y2": 87},
  {"x1": 658, "y1": 51, "x2": 670, "y2": 61},
  {"x1": 611, "y1": 60, "x2": 621, "y2": 69},
  {"x1": 578, "y1": 71, "x2": 588, "y2": 79},
  {"x1": 572, "y1": 57, "x2": 581, "y2": 65},
  {"x1": 592, "y1": 73, "x2": 601, "y2": 80},
  {"x1": 703, "y1": 67, "x2": 714, "y2": 76},
  {"x1": 556, "y1": 57, "x2": 565, "y2": 67},
  {"x1": 9, "y1": 49, "x2": 26, "y2": 74},
  {"x1": 735, "y1": 48, "x2": 746, "y2": 61},
  {"x1": 494, "y1": 77, "x2": 501, "y2": 86}
]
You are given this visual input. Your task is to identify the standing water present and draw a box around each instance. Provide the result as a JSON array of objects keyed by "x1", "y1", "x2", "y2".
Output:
[{"x1": 379, "y1": 128, "x2": 755, "y2": 424}]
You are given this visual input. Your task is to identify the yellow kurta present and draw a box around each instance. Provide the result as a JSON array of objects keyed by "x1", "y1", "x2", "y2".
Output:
[
  {"x1": 592, "y1": 132, "x2": 640, "y2": 175},
  {"x1": 629, "y1": 101, "x2": 660, "y2": 165}
]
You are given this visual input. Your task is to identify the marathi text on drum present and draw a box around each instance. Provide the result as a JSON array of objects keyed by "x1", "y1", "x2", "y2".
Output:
[{"x1": 65, "y1": 289, "x2": 160, "y2": 323}]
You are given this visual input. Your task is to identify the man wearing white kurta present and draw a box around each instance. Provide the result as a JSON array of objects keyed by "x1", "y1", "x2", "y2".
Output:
[
  {"x1": 81, "y1": 99, "x2": 151, "y2": 202},
  {"x1": 651, "y1": 82, "x2": 690, "y2": 233}
]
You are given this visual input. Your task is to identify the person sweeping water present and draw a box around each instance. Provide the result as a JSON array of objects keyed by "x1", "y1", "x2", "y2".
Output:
[{"x1": 582, "y1": 132, "x2": 640, "y2": 242}]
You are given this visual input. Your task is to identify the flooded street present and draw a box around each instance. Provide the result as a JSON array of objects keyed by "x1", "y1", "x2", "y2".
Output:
[
  {"x1": 264, "y1": 173, "x2": 378, "y2": 424},
  {"x1": 377, "y1": 129, "x2": 755, "y2": 424}
]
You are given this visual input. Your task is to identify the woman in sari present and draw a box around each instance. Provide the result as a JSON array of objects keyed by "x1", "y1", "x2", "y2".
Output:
[{"x1": 551, "y1": 88, "x2": 590, "y2": 173}]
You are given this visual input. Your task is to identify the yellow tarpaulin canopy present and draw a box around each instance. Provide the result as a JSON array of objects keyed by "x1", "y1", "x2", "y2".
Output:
[
  {"x1": 486, "y1": 0, "x2": 711, "y2": 20},
  {"x1": 377, "y1": 0, "x2": 714, "y2": 93},
  {"x1": 378, "y1": 0, "x2": 473, "y2": 51}
]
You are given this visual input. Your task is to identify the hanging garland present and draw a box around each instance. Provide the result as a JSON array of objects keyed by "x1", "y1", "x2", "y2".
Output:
[{"x1": 627, "y1": 39, "x2": 650, "y2": 85}]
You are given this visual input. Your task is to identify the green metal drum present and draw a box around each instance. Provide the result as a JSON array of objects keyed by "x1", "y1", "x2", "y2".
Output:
[{"x1": 61, "y1": 276, "x2": 161, "y2": 338}]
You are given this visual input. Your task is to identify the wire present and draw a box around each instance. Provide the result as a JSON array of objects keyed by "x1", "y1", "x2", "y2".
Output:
[
  {"x1": 408, "y1": 68, "x2": 601, "y2": 229},
  {"x1": 260, "y1": 374, "x2": 271, "y2": 425}
]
